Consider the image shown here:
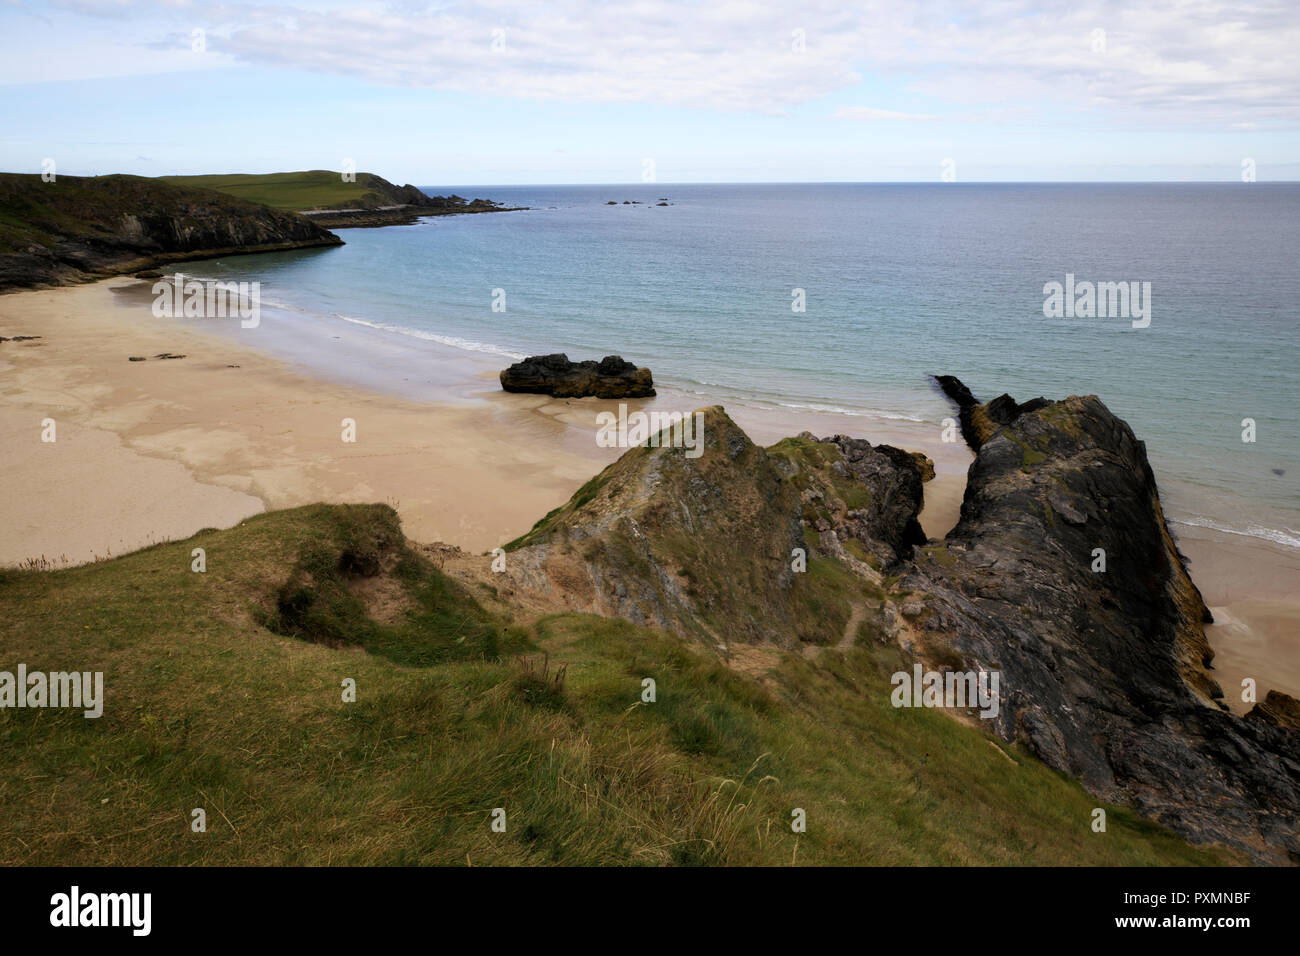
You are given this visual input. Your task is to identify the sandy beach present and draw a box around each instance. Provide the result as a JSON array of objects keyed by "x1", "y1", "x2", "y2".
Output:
[
  {"x1": 1, "y1": 276, "x2": 1294, "y2": 708},
  {"x1": 0, "y1": 278, "x2": 612, "y2": 564}
]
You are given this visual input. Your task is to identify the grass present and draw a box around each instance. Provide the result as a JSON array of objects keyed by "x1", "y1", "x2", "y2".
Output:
[
  {"x1": 503, "y1": 468, "x2": 615, "y2": 552},
  {"x1": 0, "y1": 504, "x2": 1237, "y2": 865},
  {"x1": 0, "y1": 174, "x2": 341, "y2": 294},
  {"x1": 1002, "y1": 432, "x2": 1049, "y2": 471},
  {"x1": 158, "y1": 171, "x2": 380, "y2": 211}
]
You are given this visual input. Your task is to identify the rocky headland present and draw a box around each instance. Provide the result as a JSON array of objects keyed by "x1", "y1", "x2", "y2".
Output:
[
  {"x1": 0, "y1": 173, "x2": 344, "y2": 292},
  {"x1": 299, "y1": 180, "x2": 526, "y2": 228},
  {"x1": 460, "y1": 379, "x2": 1298, "y2": 863}
]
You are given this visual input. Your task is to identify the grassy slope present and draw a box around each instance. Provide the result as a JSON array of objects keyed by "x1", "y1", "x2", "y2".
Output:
[
  {"x1": 0, "y1": 173, "x2": 264, "y2": 255},
  {"x1": 158, "y1": 171, "x2": 384, "y2": 211},
  {"x1": 0, "y1": 172, "x2": 339, "y2": 267},
  {"x1": 0, "y1": 504, "x2": 1235, "y2": 865}
]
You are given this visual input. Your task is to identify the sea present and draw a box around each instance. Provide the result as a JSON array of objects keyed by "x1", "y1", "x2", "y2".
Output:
[{"x1": 179, "y1": 182, "x2": 1300, "y2": 553}]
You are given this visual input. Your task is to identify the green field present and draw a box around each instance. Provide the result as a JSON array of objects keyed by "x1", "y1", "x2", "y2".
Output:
[
  {"x1": 158, "y1": 170, "x2": 383, "y2": 211},
  {"x1": 0, "y1": 504, "x2": 1236, "y2": 865}
]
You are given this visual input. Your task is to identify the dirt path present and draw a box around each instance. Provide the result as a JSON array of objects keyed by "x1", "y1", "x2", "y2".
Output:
[{"x1": 839, "y1": 602, "x2": 867, "y2": 650}]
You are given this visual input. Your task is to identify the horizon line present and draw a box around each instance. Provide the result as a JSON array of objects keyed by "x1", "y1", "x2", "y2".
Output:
[{"x1": 5, "y1": 171, "x2": 1298, "y2": 188}]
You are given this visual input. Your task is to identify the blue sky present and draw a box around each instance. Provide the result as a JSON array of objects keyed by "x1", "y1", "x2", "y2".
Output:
[{"x1": 2, "y1": 0, "x2": 1298, "y2": 184}]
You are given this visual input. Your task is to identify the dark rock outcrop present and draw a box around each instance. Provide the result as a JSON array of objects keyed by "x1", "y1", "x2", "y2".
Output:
[
  {"x1": 499, "y1": 354, "x2": 655, "y2": 399},
  {"x1": 301, "y1": 180, "x2": 526, "y2": 228},
  {"x1": 496, "y1": 407, "x2": 930, "y2": 650},
  {"x1": 775, "y1": 433, "x2": 932, "y2": 567},
  {"x1": 907, "y1": 376, "x2": 1299, "y2": 863},
  {"x1": 0, "y1": 173, "x2": 343, "y2": 291},
  {"x1": 484, "y1": 372, "x2": 1298, "y2": 863},
  {"x1": 931, "y1": 374, "x2": 1049, "y2": 449},
  {"x1": 297, "y1": 175, "x2": 525, "y2": 227},
  {"x1": 1249, "y1": 691, "x2": 1300, "y2": 731}
]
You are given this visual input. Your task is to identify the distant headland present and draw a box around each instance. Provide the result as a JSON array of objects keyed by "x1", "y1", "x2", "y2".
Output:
[
  {"x1": 0, "y1": 170, "x2": 523, "y2": 291},
  {"x1": 159, "y1": 170, "x2": 527, "y2": 228}
]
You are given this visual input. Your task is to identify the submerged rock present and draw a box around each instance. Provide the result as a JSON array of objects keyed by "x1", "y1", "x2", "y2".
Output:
[{"x1": 499, "y1": 353, "x2": 655, "y2": 399}]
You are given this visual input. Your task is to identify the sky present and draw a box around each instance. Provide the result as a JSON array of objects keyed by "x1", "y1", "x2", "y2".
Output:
[{"x1": 1, "y1": 0, "x2": 1298, "y2": 184}]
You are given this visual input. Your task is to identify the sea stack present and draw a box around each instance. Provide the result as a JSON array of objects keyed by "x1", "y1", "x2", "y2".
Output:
[{"x1": 499, "y1": 353, "x2": 655, "y2": 399}]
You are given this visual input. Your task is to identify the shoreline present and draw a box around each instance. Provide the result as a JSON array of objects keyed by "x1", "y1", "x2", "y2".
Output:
[{"x1": 1, "y1": 276, "x2": 1296, "y2": 708}]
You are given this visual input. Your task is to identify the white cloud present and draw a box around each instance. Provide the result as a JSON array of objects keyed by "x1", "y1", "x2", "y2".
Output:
[
  {"x1": 14, "y1": 0, "x2": 1300, "y2": 127},
  {"x1": 829, "y1": 107, "x2": 939, "y2": 122}
]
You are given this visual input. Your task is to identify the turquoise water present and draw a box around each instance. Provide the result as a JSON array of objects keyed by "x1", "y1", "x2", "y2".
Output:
[{"x1": 188, "y1": 182, "x2": 1300, "y2": 549}]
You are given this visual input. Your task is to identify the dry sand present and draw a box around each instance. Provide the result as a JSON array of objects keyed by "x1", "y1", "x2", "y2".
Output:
[
  {"x1": 0, "y1": 279, "x2": 610, "y2": 563},
  {"x1": 1, "y1": 277, "x2": 1294, "y2": 706}
]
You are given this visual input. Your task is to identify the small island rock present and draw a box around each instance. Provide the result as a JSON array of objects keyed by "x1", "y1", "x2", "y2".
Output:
[{"x1": 499, "y1": 353, "x2": 655, "y2": 399}]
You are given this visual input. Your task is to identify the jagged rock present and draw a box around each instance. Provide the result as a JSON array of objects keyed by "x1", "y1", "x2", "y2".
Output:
[
  {"x1": 500, "y1": 406, "x2": 807, "y2": 644},
  {"x1": 497, "y1": 407, "x2": 928, "y2": 651},
  {"x1": 487, "y1": 377, "x2": 1299, "y2": 863},
  {"x1": 786, "y1": 434, "x2": 932, "y2": 565},
  {"x1": 931, "y1": 374, "x2": 1048, "y2": 449},
  {"x1": 499, "y1": 353, "x2": 655, "y2": 399},
  {"x1": 1248, "y1": 690, "x2": 1300, "y2": 730},
  {"x1": 912, "y1": 377, "x2": 1299, "y2": 864}
]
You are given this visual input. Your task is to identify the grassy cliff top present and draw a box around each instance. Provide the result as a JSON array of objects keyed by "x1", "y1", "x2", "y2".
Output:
[
  {"x1": 0, "y1": 172, "x2": 328, "y2": 255},
  {"x1": 158, "y1": 170, "x2": 391, "y2": 211},
  {"x1": 0, "y1": 172, "x2": 342, "y2": 289},
  {"x1": 0, "y1": 502, "x2": 1234, "y2": 865}
]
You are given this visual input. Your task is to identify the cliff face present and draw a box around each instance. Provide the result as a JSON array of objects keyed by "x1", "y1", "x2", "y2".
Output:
[
  {"x1": 904, "y1": 381, "x2": 1299, "y2": 863},
  {"x1": 498, "y1": 407, "x2": 931, "y2": 649},
  {"x1": 483, "y1": 386, "x2": 1298, "y2": 863},
  {"x1": 0, "y1": 173, "x2": 343, "y2": 291}
]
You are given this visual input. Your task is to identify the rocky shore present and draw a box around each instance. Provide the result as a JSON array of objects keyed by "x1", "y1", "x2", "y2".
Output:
[
  {"x1": 302, "y1": 192, "x2": 525, "y2": 228},
  {"x1": 474, "y1": 379, "x2": 1299, "y2": 863}
]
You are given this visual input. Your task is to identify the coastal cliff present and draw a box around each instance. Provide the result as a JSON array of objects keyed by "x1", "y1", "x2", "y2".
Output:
[
  {"x1": 906, "y1": 379, "x2": 1299, "y2": 864},
  {"x1": 474, "y1": 383, "x2": 1299, "y2": 863},
  {"x1": 0, "y1": 173, "x2": 343, "y2": 291},
  {"x1": 160, "y1": 170, "x2": 525, "y2": 228}
]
